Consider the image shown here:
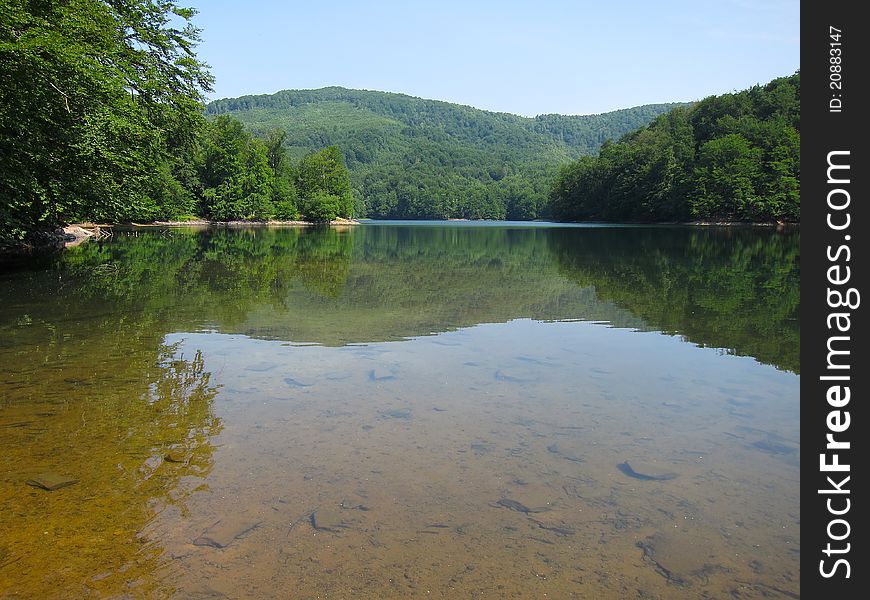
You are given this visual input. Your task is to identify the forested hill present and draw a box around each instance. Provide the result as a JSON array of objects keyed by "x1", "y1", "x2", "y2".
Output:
[
  {"x1": 550, "y1": 73, "x2": 800, "y2": 223},
  {"x1": 206, "y1": 88, "x2": 683, "y2": 220}
]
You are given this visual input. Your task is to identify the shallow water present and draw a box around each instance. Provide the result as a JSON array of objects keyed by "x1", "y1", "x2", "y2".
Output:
[{"x1": 0, "y1": 223, "x2": 799, "y2": 598}]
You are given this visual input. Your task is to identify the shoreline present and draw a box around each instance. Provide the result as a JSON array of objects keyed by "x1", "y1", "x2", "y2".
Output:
[
  {"x1": 0, "y1": 218, "x2": 798, "y2": 258},
  {"x1": 135, "y1": 217, "x2": 360, "y2": 227},
  {"x1": 0, "y1": 219, "x2": 360, "y2": 259}
]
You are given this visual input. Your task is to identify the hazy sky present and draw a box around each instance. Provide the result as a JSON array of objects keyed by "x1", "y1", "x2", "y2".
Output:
[{"x1": 190, "y1": 0, "x2": 799, "y2": 116}]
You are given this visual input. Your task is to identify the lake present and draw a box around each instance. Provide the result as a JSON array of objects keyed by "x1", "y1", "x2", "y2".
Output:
[{"x1": 0, "y1": 222, "x2": 799, "y2": 599}]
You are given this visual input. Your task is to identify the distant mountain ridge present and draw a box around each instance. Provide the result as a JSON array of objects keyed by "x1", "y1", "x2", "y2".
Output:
[{"x1": 206, "y1": 87, "x2": 686, "y2": 219}]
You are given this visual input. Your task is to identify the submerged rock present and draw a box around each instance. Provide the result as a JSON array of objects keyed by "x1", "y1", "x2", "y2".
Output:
[
  {"x1": 164, "y1": 449, "x2": 190, "y2": 464},
  {"x1": 142, "y1": 455, "x2": 163, "y2": 471},
  {"x1": 470, "y1": 442, "x2": 491, "y2": 455},
  {"x1": 529, "y1": 513, "x2": 576, "y2": 536},
  {"x1": 311, "y1": 509, "x2": 344, "y2": 531},
  {"x1": 193, "y1": 518, "x2": 261, "y2": 548},
  {"x1": 26, "y1": 473, "x2": 79, "y2": 491},
  {"x1": 494, "y1": 370, "x2": 536, "y2": 384},
  {"x1": 618, "y1": 460, "x2": 678, "y2": 481},
  {"x1": 637, "y1": 530, "x2": 718, "y2": 585},
  {"x1": 368, "y1": 370, "x2": 397, "y2": 382},
  {"x1": 381, "y1": 408, "x2": 412, "y2": 420},
  {"x1": 496, "y1": 490, "x2": 553, "y2": 514},
  {"x1": 340, "y1": 500, "x2": 369, "y2": 511},
  {"x1": 547, "y1": 444, "x2": 585, "y2": 463},
  {"x1": 750, "y1": 439, "x2": 798, "y2": 456}
]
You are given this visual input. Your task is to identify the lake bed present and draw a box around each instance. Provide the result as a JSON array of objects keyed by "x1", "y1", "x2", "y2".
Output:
[{"x1": 0, "y1": 223, "x2": 800, "y2": 599}]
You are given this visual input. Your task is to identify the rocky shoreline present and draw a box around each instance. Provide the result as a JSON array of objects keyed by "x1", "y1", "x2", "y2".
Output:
[
  {"x1": 0, "y1": 219, "x2": 360, "y2": 258},
  {"x1": 62, "y1": 224, "x2": 111, "y2": 246},
  {"x1": 1, "y1": 225, "x2": 106, "y2": 258},
  {"x1": 0, "y1": 218, "x2": 795, "y2": 258},
  {"x1": 138, "y1": 217, "x2": 360, "y2": 227}
]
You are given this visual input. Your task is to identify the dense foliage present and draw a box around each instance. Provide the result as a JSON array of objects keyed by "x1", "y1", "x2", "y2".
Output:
[
  {"x1": 0, "y1": 0, "x2": 212, "y2": 244},
  {"x1": 550, "y1": 74, "x2": 800, "y2": 222},
  {"x1": 190, "y1": 116, "x2": 351, "y2": 222},
  {"x1": 206, "y1": 88, "x2": 683, "y2": 220},
  {"x1": 0, "y1": 1, "x2": 353, "y2": 250}
]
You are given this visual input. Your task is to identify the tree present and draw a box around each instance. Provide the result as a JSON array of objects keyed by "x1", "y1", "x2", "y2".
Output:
[
  {"x1": 692, "y1": 134, "x2": 761, "y2": 220},
  {"x1": 301, "y1": 191, "x2": 340, "y2": 222},
  {"x1": 0, "y1": 0, "x2": 213, "y2": 246},
  {"x1": 549, "y1": 73, "x2": 800, "y2": 223},
  {"x1": 195, "y1": 116, "x2": 279, "y2": 220},
  {"x1": 296, "y1": 146, "x2": 353, "y2": 220},
  {"x1": 264, "y1": 128, "x2": 289, "y2": 175}
]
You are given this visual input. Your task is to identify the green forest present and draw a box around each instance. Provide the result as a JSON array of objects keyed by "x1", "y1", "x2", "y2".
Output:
[
  {"x1": 207, "y1": 89, "x2": 683, "y2": 220},
  {"x1": 1, "y1": 0, "x2": 799, "y2": 253},
  {"x1": 550, "y1": 74, "x2": 800, "y2": 223},
  {"x1": 0, "y1": 0, "x2": 352, "y2": 251}
]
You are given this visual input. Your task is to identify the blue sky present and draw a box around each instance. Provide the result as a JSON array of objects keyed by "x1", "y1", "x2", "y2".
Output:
[{"x1": 190, "y1": 0, "x2": 799, "y2": 116}]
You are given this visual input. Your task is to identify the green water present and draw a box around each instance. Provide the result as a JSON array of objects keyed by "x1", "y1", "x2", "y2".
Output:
[{"x1": 0, "y1": 223, "x2": 799, "y2": 598}]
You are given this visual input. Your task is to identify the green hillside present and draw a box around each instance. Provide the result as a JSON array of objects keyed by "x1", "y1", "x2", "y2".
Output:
[
  {"x1": 206, "y1": 88, "x2": 683, "y2": 219},
  {"x1": 550, "y1": 73, "x2": 800, "y2": 223}
]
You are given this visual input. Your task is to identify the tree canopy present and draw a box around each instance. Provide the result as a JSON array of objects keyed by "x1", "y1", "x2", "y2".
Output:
[
  {"x1": 1, "y1": 1, "x2": 357, "y2": 249},
  {"x1": 297, "y1": 146, "x2": 353, "y2": 221},
  {"x1": 550, "y1": 73, "x2": 800, "y2": 223},
  {"x1": 0, "y1": 0, "x2": 213, "y2": 244},
  {"x1": 206, "y1": 88, "x2": 683, "y2": 220}
]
